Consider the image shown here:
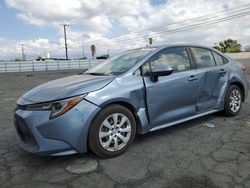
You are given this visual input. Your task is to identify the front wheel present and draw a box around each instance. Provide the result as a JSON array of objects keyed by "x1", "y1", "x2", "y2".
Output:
[
  {"x1": 224, "y1": 85, "x2": 243, "y2": 116},
  {"x1": 89, "y1": 104, "x2": 136, "y2": 158}
]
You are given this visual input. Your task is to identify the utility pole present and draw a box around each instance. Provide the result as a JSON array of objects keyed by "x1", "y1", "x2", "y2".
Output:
[
  {"x1": 82, "y1": 44, "x2": 85, "y2": 58},
  {"x1": 20, "y1": 44, "x2": 25, "y2": 61},
  {"x1": 60, "y1": 24, "x2": 69, "y2": 60}
]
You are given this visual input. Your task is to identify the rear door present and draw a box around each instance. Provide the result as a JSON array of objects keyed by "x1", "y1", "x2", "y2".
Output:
[
  {"x1": 142, "y1": 46, "x2": 200, "y2": 128},
  {"x1": 189, "y1": 47, "x2": 229, "y2": 112}
]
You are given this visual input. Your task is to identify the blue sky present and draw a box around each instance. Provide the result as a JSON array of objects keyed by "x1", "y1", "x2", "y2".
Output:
[
  {"x1": 0, "y1": 0, "x2": 250, "y2": 60},
  {"x1": 150, "y1": 0, "x2": 167, "y2": 6},
  {"x1": 0, "y1": 1, "x2": 60, "y2": 42}
]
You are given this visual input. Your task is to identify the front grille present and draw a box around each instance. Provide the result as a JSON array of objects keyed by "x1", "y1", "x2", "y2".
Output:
[{"x1": 14, "y1": 117, "x2": 38, "y2": 148}]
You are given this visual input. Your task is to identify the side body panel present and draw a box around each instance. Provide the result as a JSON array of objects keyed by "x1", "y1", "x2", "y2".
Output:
[
  {"x1": 195, "y1": 64, "x2": 229, "y2": 112},
  {"x1": 226, "y1": 60, "x2": 249, "y2": 101}
]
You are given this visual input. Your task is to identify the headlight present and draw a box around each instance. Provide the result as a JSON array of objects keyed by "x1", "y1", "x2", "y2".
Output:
[{"x1": 25, "y1": 94, "x2": 87, "y2": 119}]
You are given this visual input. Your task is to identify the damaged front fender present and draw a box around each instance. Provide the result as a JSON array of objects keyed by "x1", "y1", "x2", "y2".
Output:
[{"x1": 85, "y1": 73, "x2": 151, "y2": 134}]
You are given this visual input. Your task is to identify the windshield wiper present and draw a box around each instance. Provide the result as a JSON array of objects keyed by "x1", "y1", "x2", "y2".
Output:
[{"x1": 85, "y1": 72, "x2": 110, "y2": 76}]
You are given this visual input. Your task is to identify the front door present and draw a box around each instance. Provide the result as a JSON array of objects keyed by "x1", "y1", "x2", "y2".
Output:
[{"x1": 142, "y1": 46, "x2": 199, "y2": 128}]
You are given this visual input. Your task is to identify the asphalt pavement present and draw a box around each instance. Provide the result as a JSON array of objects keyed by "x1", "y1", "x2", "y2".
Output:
[{"x1": 0, "y1": 60, "x2": 250, "y2": 188}]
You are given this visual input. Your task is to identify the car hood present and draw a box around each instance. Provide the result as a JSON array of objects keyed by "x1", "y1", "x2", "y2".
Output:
[{"x1": 19, "y1": 74, "x2": 115, "y2": 104}]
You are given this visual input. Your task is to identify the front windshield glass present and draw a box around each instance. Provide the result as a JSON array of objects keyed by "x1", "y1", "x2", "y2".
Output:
[{"x1": 85, "y1": 48, "x2": 156, "y2": 76}]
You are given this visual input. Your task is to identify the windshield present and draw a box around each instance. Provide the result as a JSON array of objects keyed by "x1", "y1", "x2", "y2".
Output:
[{"x1": 85, "y1": 48, "x2": 156, "y2": 76}]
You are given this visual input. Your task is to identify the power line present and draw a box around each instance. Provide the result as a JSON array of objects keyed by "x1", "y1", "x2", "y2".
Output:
[
  {"x1": 135, "y1": 3, "x2": 250, "y2": 34},
  {"x1": 69, "y1": 8, "x2": 250, "y2": 48},
  {"x1": 70, "y1": 4, "x2": 250, "y2": 46},
  {"x1": 20, "y1": 3, "x2": 250, "y2": 52},
  {"x1": 73, "y1": 11, "x2": 250, "y2": 51},
  {"x1": 20, "y1": 9, "x2": 250, "y2": 55},
  {"x1": 116, "y1": 10, "x2": 250, "y2": 44},
  {"x1": 7, "y1": 3, "x2": 250, "y2": 57}
]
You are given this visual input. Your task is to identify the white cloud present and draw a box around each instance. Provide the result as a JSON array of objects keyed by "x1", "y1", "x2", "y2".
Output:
[
  {"x1": 77, "y1": 15, "x2": 113, "y2": 33},
  {"x1": 2, "y1": 0, "x2": 250, "y2": 59},
  {"x1": 6, "y1": 0, "x2": 82, "y2": 23}
]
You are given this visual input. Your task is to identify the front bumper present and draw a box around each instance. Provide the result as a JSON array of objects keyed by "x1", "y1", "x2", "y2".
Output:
[{"x1": 14, "y1": 98, "x2": 101, "y2": 156}]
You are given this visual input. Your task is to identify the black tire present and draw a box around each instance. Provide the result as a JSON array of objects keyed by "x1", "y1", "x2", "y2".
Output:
[
  {"x1": 224, "y1": 85, "x2": 243, "y2": 116},
  {"x1": 89, "y1": 104, "x2": 136, "y2": 158}
]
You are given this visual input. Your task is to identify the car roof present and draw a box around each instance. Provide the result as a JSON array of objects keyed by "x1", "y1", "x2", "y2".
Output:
[
  {"x1": 144, "y1": 43, "x2": 214, "y2": 49},
  {"x1": 125, "y1": 44, "x2": 217, "y2": 53},
  {"x1": 132, "y1": 44, "x2": 226, "y2": 57}
]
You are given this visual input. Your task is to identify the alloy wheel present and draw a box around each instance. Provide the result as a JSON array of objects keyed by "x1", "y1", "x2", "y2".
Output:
[
  {"x1": 99, "y1": 113, "x2": 132, "y2": 152},
  {"x1": 229, "y1": 89, "x2": 242, "y2": 113}
]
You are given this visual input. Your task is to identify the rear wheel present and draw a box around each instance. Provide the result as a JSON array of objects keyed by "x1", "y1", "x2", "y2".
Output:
[
  {"x1": 224, "y1": 85, "x2": 243, "y2": 116},
  {"x1": 89, "y1": 104, "x2": 136, "y2": 158}
]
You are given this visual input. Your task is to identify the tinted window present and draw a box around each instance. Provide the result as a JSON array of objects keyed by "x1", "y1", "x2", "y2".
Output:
[
  {"x1": 146, "y1": 47, "x2": 191, "y2": 73},
  {"x1": 212, "y1": 51, "x2": 224, "y2": 65},
  {"x1": 191, "y1": 47, "x2": 216, "y2": 68}
]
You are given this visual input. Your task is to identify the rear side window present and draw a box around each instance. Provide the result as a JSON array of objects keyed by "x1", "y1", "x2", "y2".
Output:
[
  {"x1": 191, "y1": 47, "x2": 216, "y2": 68},
  {"x1": 212, "y1": 51, "x2": 224, "y2": 65},
  {"x1": 146, "y1": 47, "x2": 191, "y2": 73},
  {"x1": 223, "y1": 57, "x2": 229, "y2": 64}
]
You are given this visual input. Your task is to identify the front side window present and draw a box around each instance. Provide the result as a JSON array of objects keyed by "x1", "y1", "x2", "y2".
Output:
[
  {"x1": 191, "y1": 47, "x2": 216, "y2": 68},
  {"x1": 144, "y1": 47, "x2": 191, "y2": 74}
]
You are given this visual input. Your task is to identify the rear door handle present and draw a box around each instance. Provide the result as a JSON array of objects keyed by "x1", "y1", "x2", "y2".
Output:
[
  {"x1": 188, "y1": 75, "x2": 199, "y2": 81},
  {"x1": 219, "y1": 69, "x2": 227, "y2": 75}
]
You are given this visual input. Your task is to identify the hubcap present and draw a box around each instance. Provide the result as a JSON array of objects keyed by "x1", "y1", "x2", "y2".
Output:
[
  {"x1": 99, "y1": 113, "x2": 132, "y2": 152},
  {"x1": 229, "y1": 89, "x2": 241, "y2": 113}
]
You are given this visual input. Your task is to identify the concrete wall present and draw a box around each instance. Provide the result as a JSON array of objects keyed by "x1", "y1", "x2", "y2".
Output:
[{"x1": 226, "y1": 52, "x2": 250, "y2": 59}]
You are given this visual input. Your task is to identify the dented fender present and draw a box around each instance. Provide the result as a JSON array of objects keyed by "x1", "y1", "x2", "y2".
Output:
[{"x1": 85, "y1": 72, "x2": 151, "y2": 134}]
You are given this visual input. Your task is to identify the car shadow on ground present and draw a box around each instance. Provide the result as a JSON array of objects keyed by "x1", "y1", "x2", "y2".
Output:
[{"x1": 135, "y1": 112, "x2": 221, "y2": 143}]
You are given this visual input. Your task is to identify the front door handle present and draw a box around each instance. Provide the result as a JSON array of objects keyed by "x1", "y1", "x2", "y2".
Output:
[{"x1": 188, "y1": 75, "x2": 199, "y2": 81}]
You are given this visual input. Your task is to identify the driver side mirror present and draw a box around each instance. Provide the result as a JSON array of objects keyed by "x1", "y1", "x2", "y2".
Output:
[{"x1": 144, "y1": 65, "x2": 173, "y2": 82}]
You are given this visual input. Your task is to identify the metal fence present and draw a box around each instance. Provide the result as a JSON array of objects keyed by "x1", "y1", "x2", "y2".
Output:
[{"x1": 0, "y1": 59, "x2": 102, "y2": 73}]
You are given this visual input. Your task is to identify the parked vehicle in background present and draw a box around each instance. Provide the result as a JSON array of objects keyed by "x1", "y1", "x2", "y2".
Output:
[{"x1": 14, "y1": 44, "x2": 249, "y2": 158}]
